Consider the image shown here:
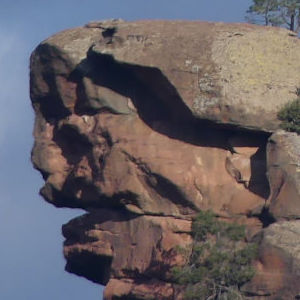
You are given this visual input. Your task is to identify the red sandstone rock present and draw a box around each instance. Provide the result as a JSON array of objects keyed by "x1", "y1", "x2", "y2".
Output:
[{"x1": 30, "y1": 20, "x2": 300, "y2": 299}]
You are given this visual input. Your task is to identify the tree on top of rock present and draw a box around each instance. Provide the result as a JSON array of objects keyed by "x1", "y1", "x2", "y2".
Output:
[
  {"x1": 246, "y1": 0, "x2": 280, "y2": 26},
  {"x1": 246, "y1": 0, "x2": 300, "y2": 32}
]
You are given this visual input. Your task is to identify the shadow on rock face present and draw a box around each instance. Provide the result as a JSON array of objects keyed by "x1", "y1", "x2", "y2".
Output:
[{"x1": 69, "y1": 48, "x2": 234, "y2": 149}]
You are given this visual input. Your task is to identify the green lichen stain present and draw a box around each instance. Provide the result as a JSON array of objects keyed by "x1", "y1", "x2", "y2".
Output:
[{"x1": 212, "y1": 28, "x2": 300, "y2": 112}]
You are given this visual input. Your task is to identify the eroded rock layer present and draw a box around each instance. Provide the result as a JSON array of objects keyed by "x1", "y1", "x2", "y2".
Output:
[{"x1": 30, "y1": 20, "x2": 300, "y2": 299}]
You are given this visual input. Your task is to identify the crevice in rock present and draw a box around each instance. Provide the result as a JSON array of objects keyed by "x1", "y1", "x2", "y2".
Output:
[
  {"x1": 40, "y1": 180, "x2": 141, "y2": 211},
  {"x1": 122, "y1": 150, "x2": 199, "y2": 212},
  {"x1": 63, "y1": 208, "x2": 140, "y2": 232},
  {"x1": 257, "y1": 206, "x2": 276, "y2": 228},
  {"x1": 149, "y1": 173, "x2": 199, "y2": 211},
  {"x1": 248, "y1": 139, "x2": 271, "y2": 199}
]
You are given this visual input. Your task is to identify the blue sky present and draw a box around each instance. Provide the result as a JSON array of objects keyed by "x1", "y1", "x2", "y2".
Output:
[{"x1": 0, "y1": 1, "x2": 252, "y2": 299}]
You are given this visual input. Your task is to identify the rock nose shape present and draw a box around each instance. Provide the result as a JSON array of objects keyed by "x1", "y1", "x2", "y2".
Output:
[{"x1": 30, "y1": 20, "x2": 300, "y2": 299}]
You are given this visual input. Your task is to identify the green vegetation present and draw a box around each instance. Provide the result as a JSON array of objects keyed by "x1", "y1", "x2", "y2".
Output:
[
  {"x1": 172, "y1": 211, "x2": 257, "y2": 300},
  {"x1": 246, "y1": 0, "x2": 300, "y2": 32},
  {"x1": 277, "y1": 97, "x2": 300, "y2": 134}
]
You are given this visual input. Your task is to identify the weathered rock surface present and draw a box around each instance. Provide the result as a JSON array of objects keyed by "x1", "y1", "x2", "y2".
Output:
[
  {"x1": 62, "y1": 209, "x2": 191, "y2": 299},
  {"x1": 30, "y1": 20, "x2": 300, "y2": 299},
  {"x1": 31, "y1": 19, "x2": 300, "y2": 133},
  {"x1": 267, "y1": 130, "x2": 300, "y2": 220},
  {"x1": 242, "y1": 221, "x2": 300, "y2": 299}
]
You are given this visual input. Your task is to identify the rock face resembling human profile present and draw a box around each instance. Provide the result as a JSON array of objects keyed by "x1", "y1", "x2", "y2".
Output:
[{"x1": 30, "y1": 20, "x2": 300, "y2": 299}]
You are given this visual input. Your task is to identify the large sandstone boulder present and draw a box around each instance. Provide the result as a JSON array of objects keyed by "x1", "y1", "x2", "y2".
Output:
[
  {"x1": 30, "y1": 20, "x2": 300, "y2": 299},
  {"x1": 31, "y1": 19, "x2": 300, "y2": 133}
]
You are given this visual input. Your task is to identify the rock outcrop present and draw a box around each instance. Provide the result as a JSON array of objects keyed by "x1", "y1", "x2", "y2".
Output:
[
  {"x1": 242, "y1": 220, "x2": 300, "y2": 299},
  {"x1": 267, "y1": 130, "x2": 300, "y2": 220},
  {"x1": 30, "y1": 20, "x2": 300, "y2": 299}
]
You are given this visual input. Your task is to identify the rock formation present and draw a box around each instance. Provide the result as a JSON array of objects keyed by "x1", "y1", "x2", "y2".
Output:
[{"x1": 30, "y1": 20, "x2": 300, "y2": 299}]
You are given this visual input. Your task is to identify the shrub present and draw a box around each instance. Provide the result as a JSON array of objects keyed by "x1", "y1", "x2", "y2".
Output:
[
  {"x1": 277, "y1": 97, "x2": 300, "y2": 134},
  {"x1": 172, "y1": 211, "x2": 258, "y2": 300},
  {"x1": 191, "y1": 210, "x2": 220, "y2": 241}
]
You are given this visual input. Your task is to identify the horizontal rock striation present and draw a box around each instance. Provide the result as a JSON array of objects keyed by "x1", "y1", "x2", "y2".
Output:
[{"x1": 30, "y1": 20, "x2": 300, "y2": 299}]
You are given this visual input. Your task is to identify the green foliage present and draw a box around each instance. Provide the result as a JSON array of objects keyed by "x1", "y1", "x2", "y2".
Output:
[
  {"x1": 172, "y1": 211, "x2": 258, "y2": 300},
  {"x1": 277, "y1": 97, "x2": 300, "y2": 134},
  {"x1": 191, "y1": 210, "x2": 220, "y2": 241},
  {"x1": 192, "y1": 210, "x2": 246, "y2": 242},
  {"x1": 246, "y1": 0, "x2": 280, "y2": 26},
  {"x1": 246, "y1": 0, "x2": 300, "y2": 32}
]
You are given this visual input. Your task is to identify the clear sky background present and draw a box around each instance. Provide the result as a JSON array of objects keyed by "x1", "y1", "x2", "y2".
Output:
[{"x1": 0, "y1": 1, "x2": 252, "y2": 299}]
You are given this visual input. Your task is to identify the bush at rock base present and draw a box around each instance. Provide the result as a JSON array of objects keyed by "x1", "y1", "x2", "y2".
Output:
[
  {"x1": 172, "y1": 211, "x2": 257, "y2": 300},
  {"x1": 278, "y1": 97, "x2": 300, "y2": 134}
]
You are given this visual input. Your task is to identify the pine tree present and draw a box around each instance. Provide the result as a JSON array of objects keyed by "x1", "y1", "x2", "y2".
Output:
[
  {"x1": 246, "y1": 0, "x2": 300, "y2": 32},
  {"x1": 246, "y1": 0, "x2": 280, "y2": 26},
  {"x1": 279, "y1": 0, "x2": 300, "y2": 31}
]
